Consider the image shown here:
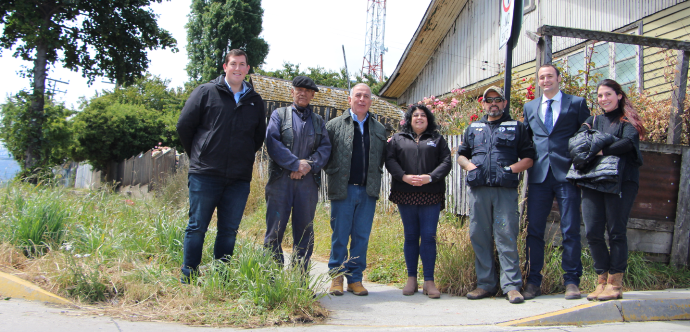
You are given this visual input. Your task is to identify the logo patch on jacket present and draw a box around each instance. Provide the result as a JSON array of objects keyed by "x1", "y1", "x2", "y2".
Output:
[{"x1": 427, "y1": 141, "x2": 436, "y2": 147}]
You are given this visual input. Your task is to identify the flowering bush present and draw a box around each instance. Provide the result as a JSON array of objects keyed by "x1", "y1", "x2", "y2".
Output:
[
  {"x1": 413, "y1": 50, "x2": 688, "y2": 144},
  {"x1": 413, "y1": 74, "x2": 536, "y2": 135}
]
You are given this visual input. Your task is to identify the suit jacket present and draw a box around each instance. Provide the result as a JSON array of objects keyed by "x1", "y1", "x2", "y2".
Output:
[{"x1": 523, "y1": 92, "x2": 590, "y2": 183}]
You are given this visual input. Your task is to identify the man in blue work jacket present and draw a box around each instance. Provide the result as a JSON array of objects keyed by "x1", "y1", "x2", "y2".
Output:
[
  {"x1": 264, "y1": 76, "x2": 331, "y2": 272},
  {"x1": 457, "y1": 86, "x2": 535, "y2": 304}
]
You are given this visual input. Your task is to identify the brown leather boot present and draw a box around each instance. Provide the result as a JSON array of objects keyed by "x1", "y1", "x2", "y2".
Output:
[
  {"x1": 423, "y1": 280, "x2": 441, "y2": 299},
  {"x1": 597, "y1": 273, "x2": 623, "y2": 301},
  {"x1": 329, "y1": 276, "x2": 344, "y2": 296},
  {"x1": 587, "y1": 272, "x2": 608, "y2": 301},
  {"x1": 402, "y1": 277, "x2": 418, "y2": 296}
]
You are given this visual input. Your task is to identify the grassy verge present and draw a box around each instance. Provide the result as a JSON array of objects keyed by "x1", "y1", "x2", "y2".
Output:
[
  {"x1": 2, "y1": 164, "x2": 689, "y2": 327},
  {"x1": 0, "y1": 169, "x2": 327, "y2": 327}
]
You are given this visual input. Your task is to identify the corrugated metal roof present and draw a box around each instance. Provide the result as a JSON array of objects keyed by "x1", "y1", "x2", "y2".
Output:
[{"x1": 379, "y1": 0, "x2": 469, "y2": 98}]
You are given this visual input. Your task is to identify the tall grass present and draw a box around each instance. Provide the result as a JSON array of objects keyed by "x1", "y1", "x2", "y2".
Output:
[
  {"x1": 10, "y1": 191, "x2": 68, "y2": 256},
  {"x1": 0, "y1": 168, "x2": 327, "y2": 327}
]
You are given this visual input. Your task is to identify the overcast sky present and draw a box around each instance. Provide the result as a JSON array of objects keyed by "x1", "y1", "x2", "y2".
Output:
[{"x1": 0, "y1": 0, "x2": 431, "y2": 109}]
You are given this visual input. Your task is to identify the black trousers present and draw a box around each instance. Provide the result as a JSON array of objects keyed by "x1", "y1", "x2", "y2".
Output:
[{"x1": 581, "y1": 181, "x2": 639, "y2": 275}]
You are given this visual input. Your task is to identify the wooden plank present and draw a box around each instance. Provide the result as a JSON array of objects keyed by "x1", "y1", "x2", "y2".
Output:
[
  {"x1": 667, "y1": 50, "x2": 689, "y2": 145},
  {"x1": 627, "y1": 218, "x2": 675, "y2": 232},
  {"x1": 538, "y1": 25, "x2": 690, "y2": 51},
  {"x1": 627, "y1": 229, "x2": 673, "y2": 254},
  {"x1": 640, "y1": 141, "x2": 684, "y2": 154},
  {"x1": 670, "y1": 146, "x2": 690, "y2": 266}
]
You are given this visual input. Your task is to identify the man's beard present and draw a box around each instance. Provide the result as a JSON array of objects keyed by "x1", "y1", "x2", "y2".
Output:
[{"x1": 487, "y1": 107, "x2": 502, "y2": 117}]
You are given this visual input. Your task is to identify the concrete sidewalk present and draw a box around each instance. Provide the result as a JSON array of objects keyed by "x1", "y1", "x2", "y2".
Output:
[{"x1": 311, "y1": 260, "x2": 690, "y2": 327}]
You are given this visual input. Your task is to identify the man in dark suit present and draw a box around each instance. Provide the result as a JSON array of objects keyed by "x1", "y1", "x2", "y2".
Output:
[{"x1": 522, "y1": 64, "x2": 590, "y2": 300}]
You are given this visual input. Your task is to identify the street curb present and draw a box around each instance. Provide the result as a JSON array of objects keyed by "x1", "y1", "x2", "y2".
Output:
[
  {"x1": 0, "y1": 271, "x2": 72, "y2": 305},
  {"x1": 499, "y1": 298, "x2": 690, "y2": 326}
]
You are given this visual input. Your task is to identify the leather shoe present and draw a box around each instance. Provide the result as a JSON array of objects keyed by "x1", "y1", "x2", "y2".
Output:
[
  {"x1": 522, "y1": 283, "x2": 541, "y2": 300},
  {"x1": 506, "y1": 290, "x2": 524, "y2": 304},
  {"x1": 402, "y1": 277, "x2": 418, "y2": 296},
  {"x1": 329, "y1": 276, "x2": 344, "y2": 296},
  {"x1": 466, "y1": 288, "x2": 491, "y2": 300},
  {"x1": 347, "y1": 281, "x2": 369, "y2": 296},
  {"x1": 564, "y1": 284, "x2": 581, "y2": 300}
]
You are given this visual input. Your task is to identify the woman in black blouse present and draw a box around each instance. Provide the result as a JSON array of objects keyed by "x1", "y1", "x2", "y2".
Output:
[
  {"x1": 580, "y1": 79, "x2": 645, "y2": 301},
  {"x1": 385, "y1": 105, "x2": 452, "y2": 298}
]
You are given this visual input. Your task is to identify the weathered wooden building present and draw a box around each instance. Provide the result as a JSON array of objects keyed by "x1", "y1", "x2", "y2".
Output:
[
  {"x1": 380, "y1": 0, "x2": 690, "y2": 103},
  {"x1": 379, "y1": 0, "x2": 690, "y2": 265}
]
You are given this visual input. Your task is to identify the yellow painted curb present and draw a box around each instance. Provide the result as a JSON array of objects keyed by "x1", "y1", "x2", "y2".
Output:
[
  {"x1": 0, "y1": 271, "x2": 71, "y2": 305},
  {"x1": 497, "y1": 302, "x2": 606, "y2": 326}
]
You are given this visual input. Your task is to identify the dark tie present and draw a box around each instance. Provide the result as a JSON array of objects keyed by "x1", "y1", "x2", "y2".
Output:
[{"x1": 544, "y1": 99, "x2": 554, "y2": 134}]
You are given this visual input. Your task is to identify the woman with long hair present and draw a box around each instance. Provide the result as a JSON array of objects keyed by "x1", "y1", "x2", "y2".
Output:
[
  {"x1": 580, "y1": 79, "x2": 645, "y2": 301},
  {"x1": 385, "y1": 104, "x2": 452, "y2": 298}
]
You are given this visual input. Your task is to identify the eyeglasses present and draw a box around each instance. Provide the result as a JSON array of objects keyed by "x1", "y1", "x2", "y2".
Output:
[{"x1": 483, "y1": 97, "x2": 504, "y2": 103}]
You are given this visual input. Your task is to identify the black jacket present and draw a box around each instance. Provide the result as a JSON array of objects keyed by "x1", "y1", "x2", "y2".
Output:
[
  {"x1": 177, "y1": 75, "x2": 266, "y2": 181},
  {"x1": 385, "y1": 131, "x2": 452, "y2": 193},
  {"x1": 568, "y1": 128, "x2": 617, "y2": 170},
  {"x1": 577, "y1": 109, "x2": 643, "y2": 184}
]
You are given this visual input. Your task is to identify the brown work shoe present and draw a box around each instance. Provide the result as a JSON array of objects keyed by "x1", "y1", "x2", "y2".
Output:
[
  {"x1": 329, "y1": 276, "x2": 344, "y2": 296},
  {"x1": 347, "y1": 281, "x2": 369, "y2": 296},
  {"x1": 587, "y1": 272, "x2": 608, "y2": 301},
  {"x1": 466, "y1": 288, "x2": 491, "y2": 300},
  {"x1": 506, "y1": 290, "x2": 524, "y2": 304},
  {"x1": 564, "y1": 284, "x2": 581, "y2": 300},
  {"x1": 522, "y1": 283, "x2": 541, "y2": 300}
]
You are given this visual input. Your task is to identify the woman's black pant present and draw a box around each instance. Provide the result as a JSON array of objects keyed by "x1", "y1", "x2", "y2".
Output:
[{"x1": 581, "y1": 181, "x2": 639, "y2": 275}]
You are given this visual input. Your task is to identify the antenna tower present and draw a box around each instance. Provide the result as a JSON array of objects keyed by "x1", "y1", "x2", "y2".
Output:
[{"x1": 361, "y1": 0, "x2": 387, "y2": 81}]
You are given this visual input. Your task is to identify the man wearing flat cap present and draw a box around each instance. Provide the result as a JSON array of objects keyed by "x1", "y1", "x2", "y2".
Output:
[
  {"x1": 264, "y1": 76, "x2": 331, "y2": 272},
  {"x1": 457, "y1": 86, "x2": 535, "y2": 304}
]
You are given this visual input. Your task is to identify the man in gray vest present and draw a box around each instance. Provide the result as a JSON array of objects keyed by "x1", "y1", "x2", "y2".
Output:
[{"x1": 264, "y1": 76, "x2": 331, "y2": 271}]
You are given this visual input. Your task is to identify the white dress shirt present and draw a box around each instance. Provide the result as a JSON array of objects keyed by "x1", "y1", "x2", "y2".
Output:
[{"x1": 539, "y1": 91, "x2": 563, "y2": 128}]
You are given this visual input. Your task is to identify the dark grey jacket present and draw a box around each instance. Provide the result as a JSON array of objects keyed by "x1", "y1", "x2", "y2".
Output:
[{"x1": 324, "y1": 112, "x2": 387, "y2": 200}]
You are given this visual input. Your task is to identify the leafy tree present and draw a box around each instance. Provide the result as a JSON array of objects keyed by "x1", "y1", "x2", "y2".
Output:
[
  {"x1": 0, "y1": 0, "x2": 177, "y2": 175},
  {"x1": 256, "y1": 62, "x2": 388, "y2": 95},
  {"x1": 72, "y1": 102, "x2": 166, "y2": 171},
  {"x1": 0, "y1": 92, "x2": 74, "y2": 176},
  {"x1": 186, "y1": 0, "x2": 269, "y2": 83},
  {"x1": 71, "y1": 75, "x2": 188, "y2": 170}
]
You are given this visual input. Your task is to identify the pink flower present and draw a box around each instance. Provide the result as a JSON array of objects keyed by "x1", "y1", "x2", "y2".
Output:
[
  {"x1": 400, "y1": 119, "x2": 405, "y2": 126},
  {"x1": 159, "y1": 142, "x2": 162, "y2": 145},
  {"x1": 461, "y1": 89, "x2": 466, "y2": 93},
  {"x1": 522, "y1": 78, "x2": 526, "y2": 81},
  {"x1": 478, "y1": 96, "x2": 483, "y2": 102}
]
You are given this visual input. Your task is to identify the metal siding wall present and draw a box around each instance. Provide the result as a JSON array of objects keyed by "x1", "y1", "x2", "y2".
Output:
[{"x1": 397, "y1": 0, "x2": 684, "y2": 105}]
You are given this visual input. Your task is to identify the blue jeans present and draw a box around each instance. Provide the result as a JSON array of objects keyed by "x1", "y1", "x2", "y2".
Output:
[
  {"x1": 398, "y1": 203, "x2": 441, "y2": 281},
  {"x1": 328, "y1": 184, "x2": 377, "y2": 283},
  {"x1": 181, "y1": 173, "x2": 251, "y2": 279},
  {"x1": 526, "y1": 169, "x2": 583, "y2": 287}
]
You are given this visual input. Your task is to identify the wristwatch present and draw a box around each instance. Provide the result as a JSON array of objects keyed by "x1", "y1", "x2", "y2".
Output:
[{"x1": 503, "y1": 166, "x2": 512, "y2": 173}]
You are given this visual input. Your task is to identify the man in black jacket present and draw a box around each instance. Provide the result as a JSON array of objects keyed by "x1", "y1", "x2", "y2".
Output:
[
  {"x1": 176, "y1": 49, "x2": 266, "y2": 283},
  {"x1": 457, "y1": 87, "x2": 535, "y2": 304}
]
